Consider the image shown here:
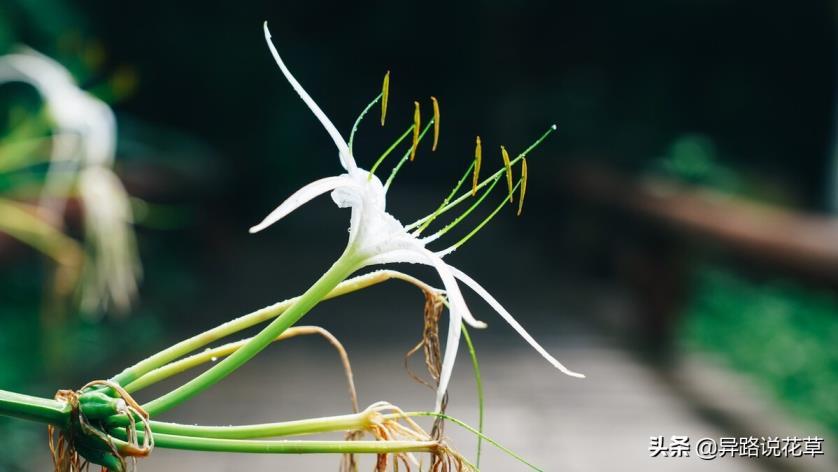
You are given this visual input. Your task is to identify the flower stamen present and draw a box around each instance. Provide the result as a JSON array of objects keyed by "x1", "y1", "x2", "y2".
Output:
[
  {"x1": 410, "y1": 101, "x2": 421, "y2": 161},
  {"x1": 381, "y1": 71, "x2": 390, "y2": 126},
  {"x1": 471, "y1": 136, "x2": 481, "y2": 196},
  {"x1": 408, "y1": 125, "x2": 556, "y2": 229},
  {"x1": 501, "y1": 145, "x2": 514, "y2": 204},
  {"x1": 517, "y1": 158, "x2": 528, "y2": 217},
  {"x1": 431, "y1": 96, "x2": 440, "y2": 152}
]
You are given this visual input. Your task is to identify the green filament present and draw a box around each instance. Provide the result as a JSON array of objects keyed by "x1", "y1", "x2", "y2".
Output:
[
  {"x1": 411, "y1": 161, "x2": 475, "y2": 235},
  {"x1": 444, "y1": 179, "x2": 522, "y2": 253},
  {"x1": 368, "y1": 124, "x2": 414, "y2": 179},
  {"x1": 424, "y1": 172, "x2": 503, "y2": 241},
  {"x1": 383, "y1": 119, "x2": 434, "y2": 191},
  {"x1": 348, "y1": 93, "x2": 382, "y2": 154}
]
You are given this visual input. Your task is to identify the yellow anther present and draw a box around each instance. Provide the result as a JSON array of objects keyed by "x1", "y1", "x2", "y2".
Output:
[
  {"x1": 517, "y1": 158, "x2": 528, "y2": 216},
  {"x1": 381, "y1": 70, "x2": 390, "y2": 126},
  {"x1": 410, "y1": 101, "x2": 420, "y2": 161},
  {"x1": 501, "y1": 145, "x2": 514, "y2": 204},
  {"x1": 472, "y1": 136, "x2": 482, "y2": 196},
  {"x1": 431, "y1": 96, "x2": 440, "y2": 151}
]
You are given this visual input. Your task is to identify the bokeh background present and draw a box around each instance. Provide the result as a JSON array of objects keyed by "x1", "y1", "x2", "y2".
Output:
[{"x1": 1, "y1": 0, "x2": 837, "y2": 470}]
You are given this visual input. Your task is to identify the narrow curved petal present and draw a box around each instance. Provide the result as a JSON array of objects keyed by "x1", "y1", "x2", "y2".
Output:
[
  {"x1": 420, "y1": 249, "x2": 487, "y2": 329},
  {"x1": 0, "y1": 50, "x2": 77, "y2": 102},
  {"x1": 450, "y1": 266, "x2": 586, "y2": 379},
  {"x1": 263, "y1": 23, "x2": 355, "y2": 172},
  {"x1": 249, "y1": 175, "x2": 351, "y2": 233},
  {"x1": 436, "y1": 305, "x2": 462, "y2": 412}
]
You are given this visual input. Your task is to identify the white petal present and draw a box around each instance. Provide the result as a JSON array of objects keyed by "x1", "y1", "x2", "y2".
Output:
[
  {"x1": 0, "y1": 49, "x2": 77, "y2": 104},
  {"x1": 420, "y1": 249, "x2": 486, "y2": 329},
  {"x1": 361, "y1": 248, "x2": 425, "y2": 266},
  {"x1": 436, "y1": 304, "x2": 462, "y2": 412},
  {"x1": 249, "y1": 175, "x2": 351, "y2": 233},
  {"x1": 79, "y1": 96, "x2": 117, "y2": 167},
  {"x1": 263, "y1": 23, "x2": 355, "y2": 171},
  {"x1": 450, "y1": 266, "x2": 586, "y2": 379}
]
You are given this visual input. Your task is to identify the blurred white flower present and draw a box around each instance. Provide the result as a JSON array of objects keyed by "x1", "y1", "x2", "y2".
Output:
[
  {"x1": 77, "y1": 166, "x2": 141, "y2": 313},
  {"x1": 252, "y1": 23, "x2": 583, "y2": 412},
  {"x1": 0, "y1": 48, "x2": 140, "y2": 314}
]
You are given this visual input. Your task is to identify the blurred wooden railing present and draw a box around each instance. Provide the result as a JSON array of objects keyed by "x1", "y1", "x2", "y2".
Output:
[
  {"x1": 567, "y1": 163, "x2": 838, "y2": 354},
  {"x1": 571, "y1": 163, "x2": 838, "y2": 281}
]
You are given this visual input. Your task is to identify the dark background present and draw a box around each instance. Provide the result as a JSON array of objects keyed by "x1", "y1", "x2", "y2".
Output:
[
  {"x1": 0, "y1": 1, "x2": 836, "y2": 470},
  {"x1": 6, "y1": 0, "x2": 834, "y2": 210}
]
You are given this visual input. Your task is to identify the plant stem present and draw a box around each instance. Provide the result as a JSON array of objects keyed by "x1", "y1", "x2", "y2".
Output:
[
  {"x1": 461, "y1": 325, "x2": 484, "y2": 467},
  {"x1": 0, "y1": 389, "x2": 69, "y2": 426},
  {"x1": 124, "y1": 325, "x2": 360, "y2": 414},
  {"x1": 125, "y1": 326, "x2": 334, "y2": 393},
  {"x1": 111, "y1": 269, "x2": 433, "y2": 388},
  {"x1": 109, "y1": 411, "x2": 373, "y2": 439},
  {"x1": 140, "y1": 250, "x2": 361, "y2": 416},
  {"x1": 109, "y1": 410, "x2": 537, "y2": 470},
  {"x1": 110, "y1": 429, "x2": 436, "y2": 454}
]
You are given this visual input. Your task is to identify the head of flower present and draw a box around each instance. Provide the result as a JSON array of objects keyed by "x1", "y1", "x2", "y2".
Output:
[
  {"x1": 0, "y1": 48, "x2": 140, "y2": 314},
  {"x1": 251, "y1": 23, "x2": 584, "y2": 412}
]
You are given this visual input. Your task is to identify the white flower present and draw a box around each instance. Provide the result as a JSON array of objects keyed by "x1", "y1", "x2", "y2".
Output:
[
  {"x1": 252, "y1": 23, "x2": 584, "y2": 412},
  {"x1": 0, "y1": 48, "x2": 140, "y2": 314}
]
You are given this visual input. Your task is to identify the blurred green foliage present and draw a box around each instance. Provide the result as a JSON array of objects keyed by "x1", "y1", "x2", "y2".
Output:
[
  {"x1": 680, "y1": 266, "x2": 838, "y2": 436},
  {"x1": 651, "y1": 135, "x2": 741, "y2": 191},
  {"x1": 648, "y1": 133, "x2": 798, "y2": 207}
]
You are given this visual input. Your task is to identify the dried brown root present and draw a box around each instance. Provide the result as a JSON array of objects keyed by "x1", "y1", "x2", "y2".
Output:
[
  {"x1": 404, "y1": 289, "x2": 448, "y2": 438},
  {"x1": 340, "y1": 402, "x2": 473, "y2": 472},
  {"x1": 340, "y1": 428, "x2": 365, "y2": 472},
  {"x1": 281, "y1": 326, "x2": 359, "y2": 414},
  {"x1": 48, "y1": 390, "x2": 85, "y2": 472}
]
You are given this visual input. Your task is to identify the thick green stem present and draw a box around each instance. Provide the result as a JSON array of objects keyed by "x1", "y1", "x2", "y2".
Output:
[
  {"x1": 141, "y1": 250, "x2": 361, "y2": 416},
  {"x1": 0, "y1": 389, "x2": 70, "y2": 426}
]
